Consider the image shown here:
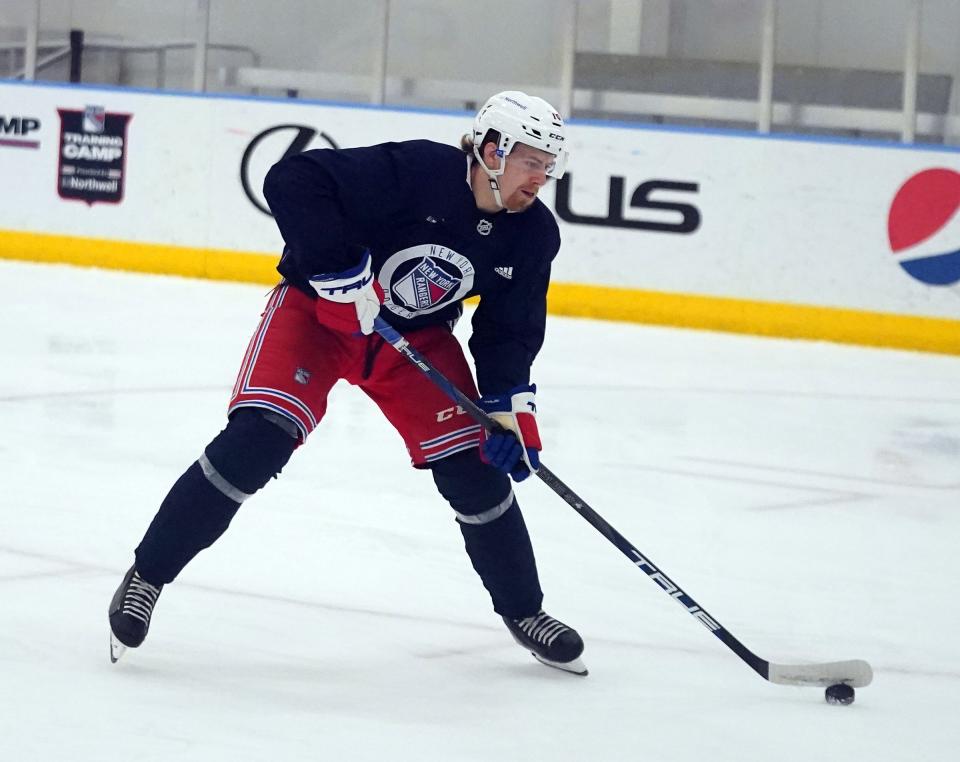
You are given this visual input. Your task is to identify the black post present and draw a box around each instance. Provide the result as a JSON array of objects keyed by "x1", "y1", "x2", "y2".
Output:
[{"x1": 69, "y1": 29, "x2": 84, "y2": 83}]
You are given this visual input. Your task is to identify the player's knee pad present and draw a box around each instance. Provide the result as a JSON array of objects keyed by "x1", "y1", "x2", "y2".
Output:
[
  {"x1": 430, "y1": 450, "x2": 515, "y2": 525},
  {"x1": 201, "y1": 408, "x2": 297, "y2": 499}
]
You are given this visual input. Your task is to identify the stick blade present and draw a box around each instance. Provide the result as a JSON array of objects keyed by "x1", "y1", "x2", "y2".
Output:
[{"x1": 768, "y1": 659, "x2": 873, "y2": 688}]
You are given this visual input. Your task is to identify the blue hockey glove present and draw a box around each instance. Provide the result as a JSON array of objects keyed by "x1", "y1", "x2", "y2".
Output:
[{"x1": 477, "y1": 384, "x2": 541, "y2": 482}]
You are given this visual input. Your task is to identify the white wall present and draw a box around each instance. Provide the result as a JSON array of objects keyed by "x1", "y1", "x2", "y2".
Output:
[{"x1": 3, "y1": 80, "x2": 959, "y2": 323}]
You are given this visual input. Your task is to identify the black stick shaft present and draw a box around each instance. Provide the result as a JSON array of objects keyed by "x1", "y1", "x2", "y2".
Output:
[{"x1": 373, "y1": 317, "x2": 770, "y2": 681}]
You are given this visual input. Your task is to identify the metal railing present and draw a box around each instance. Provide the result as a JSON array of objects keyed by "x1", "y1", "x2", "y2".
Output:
[
  {"x1": 2, "y1": 36, "x2": 259, "y2": 90},
  {"x1": 5, "y1": 0, "x2": 954, "y2": 145}
]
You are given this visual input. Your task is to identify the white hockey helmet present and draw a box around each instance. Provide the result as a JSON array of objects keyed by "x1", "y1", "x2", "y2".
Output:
[{"x1": 472, "y1": 91, "x2": 568, "y2": 180}]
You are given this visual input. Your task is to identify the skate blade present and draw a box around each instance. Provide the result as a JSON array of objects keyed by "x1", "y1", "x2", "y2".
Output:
[
  {"x1": 532, "y1": 652, "x2": 588, "y2": 676},
  {"x1": 109, "y1": 633, "x2": 127, "y2": 664}
]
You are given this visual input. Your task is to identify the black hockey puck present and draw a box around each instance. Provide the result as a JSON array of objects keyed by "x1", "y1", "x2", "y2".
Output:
[{"x1": 825, "y1": 683, "x2": 855, "y2": 705}]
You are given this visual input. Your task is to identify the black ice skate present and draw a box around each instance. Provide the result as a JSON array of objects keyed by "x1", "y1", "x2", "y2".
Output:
[
  {"x1": 108, "y1": 564, "x2": 163, "y2": 663},
  {"x1": 503, "y1": 611, "x2": 587, "y2": 676}
]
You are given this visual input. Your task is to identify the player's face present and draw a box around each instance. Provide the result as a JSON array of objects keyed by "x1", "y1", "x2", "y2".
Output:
[{"x1": 496, "y1": 143, "x2": 556, "y2": 212}]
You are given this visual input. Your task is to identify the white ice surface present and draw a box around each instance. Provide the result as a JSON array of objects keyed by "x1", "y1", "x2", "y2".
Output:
[{"x1": 2, "y1": 260, "x2": 959, "y2": 761}]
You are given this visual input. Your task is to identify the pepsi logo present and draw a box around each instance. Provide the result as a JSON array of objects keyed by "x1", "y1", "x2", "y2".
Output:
[{"x1": 887, "y1": 168, "x2": 960, "y2": 286}]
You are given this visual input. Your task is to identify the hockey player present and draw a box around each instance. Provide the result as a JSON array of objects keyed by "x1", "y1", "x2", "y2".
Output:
[{"x1": 108, "y1": 91, "x2": 586, "y2": 675}]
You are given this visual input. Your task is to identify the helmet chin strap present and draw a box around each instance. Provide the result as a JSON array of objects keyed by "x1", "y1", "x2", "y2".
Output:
[
  {"x1": 485, "y1": 174, "x2": 505, "y2": 209},
  {"x1": 473, "y1": 148, "x2": 507, "y2": 209}
]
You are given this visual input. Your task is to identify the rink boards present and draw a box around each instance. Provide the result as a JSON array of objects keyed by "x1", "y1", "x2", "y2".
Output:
[{"x1": 1, "y1": 79, "x2": 958, "y2": 354}]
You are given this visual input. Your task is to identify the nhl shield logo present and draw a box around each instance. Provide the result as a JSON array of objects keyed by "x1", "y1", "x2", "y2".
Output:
[{"x1": 477, "y1": 219, "x2": 493, "y2": 236}]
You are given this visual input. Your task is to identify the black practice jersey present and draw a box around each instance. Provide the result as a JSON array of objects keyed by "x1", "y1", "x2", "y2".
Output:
[{"x1": 263, "y1": 139, "x2": 561, "y2": 395}]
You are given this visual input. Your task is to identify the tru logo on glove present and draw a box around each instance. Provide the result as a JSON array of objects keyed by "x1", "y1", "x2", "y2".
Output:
[{"x1": 309, "y1": 250, "x2": 384, "y2": 335}]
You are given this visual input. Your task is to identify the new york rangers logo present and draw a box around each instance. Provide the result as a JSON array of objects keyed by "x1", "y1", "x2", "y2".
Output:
[
  {"x1": 83, "y1": 105, "x2": 106, "y2": 133},
  {"x1": 380, "y1": 244, "x2": 476, "y2": 319},
  {"x1": 393, "y1": 256, "x2": 459, "y2": 310}
]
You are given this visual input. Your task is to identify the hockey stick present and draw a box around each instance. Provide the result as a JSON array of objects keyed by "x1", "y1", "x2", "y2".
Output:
[{"x1": 374, "y1": 316, "x2": 873, "y2": 688}]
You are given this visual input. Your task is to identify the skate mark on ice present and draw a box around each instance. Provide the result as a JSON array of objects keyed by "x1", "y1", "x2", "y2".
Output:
[
  {"x1": 0, "y1": 544, "x2": 497, "y2": 632},
  {"x1": 607, "y1": 463, "x2": 871, "y2": 512},
  {"x1": 684, "y1": 456, "x2": 960, "y2": 491},
  {"x1": 553, "y1": 384, "x2": 960, "y2": 405},
  {"x1": 0, "y1": 384, "x2": 228, "y2": 404}
]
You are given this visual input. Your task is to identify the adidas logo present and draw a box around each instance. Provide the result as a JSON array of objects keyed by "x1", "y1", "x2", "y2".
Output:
[{"x1": 494, "y1": 266, "x2": 513, "y2": 280}]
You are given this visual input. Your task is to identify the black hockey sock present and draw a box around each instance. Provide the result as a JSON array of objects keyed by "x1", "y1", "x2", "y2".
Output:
[
  {"x1": 458, "y1": 500, "x2": 544, "y2": 619},
  {"x1": 134, "y1": 409, "x2": 297, "y2": 585},
  {"x1": 134, "y1": 460, "x2": 241, "y2": 585},
  {"x1": 431, "y1": 451, "x2": 543, "y2": 618}
]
